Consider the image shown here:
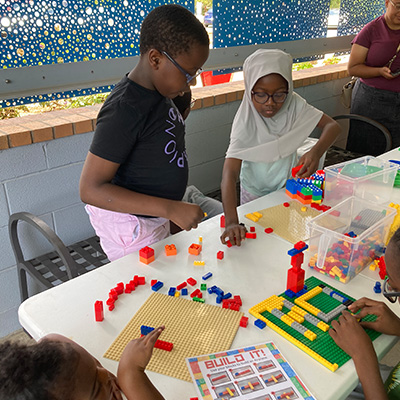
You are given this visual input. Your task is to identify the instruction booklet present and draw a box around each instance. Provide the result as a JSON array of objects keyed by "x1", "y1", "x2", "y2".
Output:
[{"x1": 186, "y1": 341, "x2": 314, "y2": 400}]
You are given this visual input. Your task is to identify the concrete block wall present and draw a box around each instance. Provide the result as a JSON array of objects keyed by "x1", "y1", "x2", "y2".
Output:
[{"x1": 0, "y1": 75, "x2": 349, "y2": 337}]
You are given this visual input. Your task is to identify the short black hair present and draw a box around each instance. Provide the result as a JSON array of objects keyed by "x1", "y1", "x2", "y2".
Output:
[
  {"x1": 140, "y1": 4, "x2": 209, "y2": 56},
  {"x1": 0, "y1": 339, "x2": 79, "y2": 400}
]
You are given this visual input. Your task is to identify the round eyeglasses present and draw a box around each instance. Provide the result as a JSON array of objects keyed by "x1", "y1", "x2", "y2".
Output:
[
  {"x1": 251, "y1": 91, "x2": 288, "y2": 104},
  {"x1": 383, "y1": 277, "x2": 400, "y2": 303}
]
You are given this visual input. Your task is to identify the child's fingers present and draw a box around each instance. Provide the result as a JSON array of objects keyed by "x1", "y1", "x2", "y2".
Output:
[{"x1": 143, "y1": 326, "x2": 165, "y2": 347}]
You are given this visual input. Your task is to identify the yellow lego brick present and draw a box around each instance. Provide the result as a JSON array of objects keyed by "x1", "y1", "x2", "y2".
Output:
[
  {"x1": 227, "y1": 387, "x2": 234, "y2": 396},
  {"x1": 304, "y1": 330, "x2": 317, "y2": 341},
  {"x1": 249, "y1": 381, "x2": 254, "y2": 389},
  {"x1": 174, "y1": 291, "x2": 180, "y2": 297},
  {"x1": 271, "y1": 375, "x2": 278, "y2": 383},
  {"x1": 288, "y1": 310, "x2": 304, "y2": 323},
  {"x1": 246, "y1": 213, "x2": 259, "y2": 222},
  {"x1": 281, "y1": 314, "x2": 295, "y2": 326},
  {"x1": 253, "y1": 211, "x2": 263, "y2": 218},
  {"x1": 193, "y1": 260, "x2": 205, "y2": 266},
  {"x1": 317, "y1": 321, "x2": 329, "y2": 332},
  {"x1": 291, "y1": 305, "x2": 307, "y2": 317}
]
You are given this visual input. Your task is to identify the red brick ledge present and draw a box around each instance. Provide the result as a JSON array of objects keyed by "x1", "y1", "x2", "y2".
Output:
[{"x1": 0, "y1": 64, "x2": 349, "y2": 151}]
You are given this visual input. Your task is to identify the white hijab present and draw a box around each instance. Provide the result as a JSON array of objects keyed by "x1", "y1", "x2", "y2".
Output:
[{"x1": 226, "y1": 49, "x2": 323, "y2": 163}]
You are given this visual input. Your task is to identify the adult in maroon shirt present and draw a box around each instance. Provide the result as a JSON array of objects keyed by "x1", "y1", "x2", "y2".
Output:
[{"x1": 346, "y1": 0, "x2": 400, "y2": 156}]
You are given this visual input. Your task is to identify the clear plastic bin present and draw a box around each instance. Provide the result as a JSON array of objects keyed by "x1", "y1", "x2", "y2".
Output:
[
  {"x1": 306, "y1": 197, "x2": 395, "y2": 283},
  {"x1": 324, "y1": 156, "x2": 397, "y2": 207}
]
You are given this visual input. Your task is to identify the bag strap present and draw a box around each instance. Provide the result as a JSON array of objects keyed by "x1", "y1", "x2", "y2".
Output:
[{"x1": 387, "y1": 42, "x2": 400, "y2": 69}]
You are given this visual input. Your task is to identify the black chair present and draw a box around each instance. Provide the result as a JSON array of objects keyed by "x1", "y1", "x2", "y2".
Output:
[
  {"x1": 333, "y1": 114, "x2": 392, "y2": 154},
  {"x1": 9, "y1": 212, "x2": 109, "y2": 302}
]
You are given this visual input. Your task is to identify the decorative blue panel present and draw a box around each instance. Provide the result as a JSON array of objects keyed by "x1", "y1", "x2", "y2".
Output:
[
  {"x1": 213, "y1": 0, "x2": 331, "y2": 49},
  {"x1": 0, "y1": 0, "x2": 194, "y2": 107},
  {"x1": 337, "y1": 0, "x2": 385, "y2": 36}
]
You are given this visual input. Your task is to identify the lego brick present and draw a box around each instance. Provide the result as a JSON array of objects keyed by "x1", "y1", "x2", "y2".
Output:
[
  {"x1": 245, "y1": 232, "x2": 257, "y2": 239},
  {"x1": 187, "y1": 277, "x2": 197, "y2": 286},
  {"x1": 140, "y1": 255, "x2": 155, "y2": 265},
  {"x1": 202, "y1": 272, "x2": 212, "y2": 280},
  {"x1": 200, "y1": 283, "x2": 207, "y2": 291},
  {"x1": 188, "y1": 243, "x2": 202, "y2": 255},
  {"x1": 181, "y1": 288, "x2": 188, "y2": 296},
  {"x1": 94, "y1": 301, "x2": 104, "y2": 322},
  {"x1": 265, "y1": 227, "x2": 273, "y2": 234},
  {"x1": 250, "y1": 226, "x2": 255, "y2": 232},
  {"x1": 220, "y1": 215, "x2": 225, "y2": 228},
  {"x1": 239, "y1": 316, "x2": 248, "y2": 327},
  {"x1": 151, "y1": 281, "x2": 163, "y2": 292},
  {"x1": 139, "y1": 246, "x2": 154, "y2": 258},
  {"x1": 104, "y1": 293, "x2": 243, "y2": 381},
  {"x1": 177, "y1": 282, "x2": 187, "y2": 290},
  {"x1": 140, "y1": 325, "x2": 155, "y2": 335},
  {"x1": 193, "y1": 260, "x2": 205, "y2": 266},
  {"x1": 165, "y1": 244, "x2": 177, "y2": 256},
  {"x1": 217, "y1": 251, "x2": 224, "y2": 260}
]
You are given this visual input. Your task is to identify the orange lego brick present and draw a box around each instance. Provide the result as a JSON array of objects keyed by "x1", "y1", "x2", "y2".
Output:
[
  {"x1": 188, "y1": 243, "x2": 202, "y2": 255},
  {"x1": 165, "y1": 244, "x2": 177, "y2": 256}
]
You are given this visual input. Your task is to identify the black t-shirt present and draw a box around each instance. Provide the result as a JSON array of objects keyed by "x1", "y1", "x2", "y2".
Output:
[{"x1": 90, "y1": 76, "x2": 188, "y2": 201}]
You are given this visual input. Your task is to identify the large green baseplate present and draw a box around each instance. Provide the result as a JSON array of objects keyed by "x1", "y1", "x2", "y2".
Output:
[{"x1": 250, "y1": 276, "x2": 380, "y2": 371}]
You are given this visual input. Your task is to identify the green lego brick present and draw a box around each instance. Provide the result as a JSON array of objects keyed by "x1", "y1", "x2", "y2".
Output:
[
  {"x1": 193, "y1": 297, "x2": 205, "y2": 303},
  {"x1": 201, "y1": 283, "x2": 207, "y2": 291},
  {"x1": 257, "y1": 277, "x2": 380, "y2": 370}
]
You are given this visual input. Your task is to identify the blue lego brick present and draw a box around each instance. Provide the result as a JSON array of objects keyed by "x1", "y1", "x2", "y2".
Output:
[
  {"x1": 141, "y1": 325, "x2": 155, "y2": 335},
  {"x1": 202, "y1": 272, "x2": 212, "y2": 280},
  {"x1": 168, "y1": 287, "x2": 176, "y2": 296},
  {"x1": 295, "y1": 287, "x2": 308, "y2": 297},
  {"x1": 287, "y1": 244, "x2": 309, "y2": 256},
  {"x1": 181, "y1": 288, "x2": 188, "y2": 296},
  {"x1": 208, "y1": 285, "x2": 217, "y2": 294},
  {"x1": 284, "y1": 289, "x2": 296, "y2": 298},
  {"x1": 216, "y1": 295, "x2": 223, "y2": 304},
  {"x1": 213, "y1": 286, "x2": 224, "y2": 296},
  {"x1": 373, "y1": 282, "x2": 382, "y2": 293},
  {"x1": 151, "y1": 281, "x2": 163, "y2": 292},
  {"x1": 285, "y1": 179, "x2": 298, "y2": 195},
  {"x1": 222, "y1": 292, "x2": 232, "y2": 300},
  {"x1": 255, "y1": 319, "x2": 267, "y2": 329}
]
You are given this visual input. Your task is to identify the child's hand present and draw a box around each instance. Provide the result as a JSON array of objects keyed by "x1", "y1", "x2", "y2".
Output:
[
  {"x1": 329, "y1": 311, "x2": 374, "y2": 359},
  {"x1": 348, "y1": 297, "x2": 400, "y2": 336},
  {"x1": 296, "y1": 150, "x2": 320, "y2": 178},
  {"x1": 170, "y1": 202, "x2": 204, "y2": 231},
  {"x1": 118, "y1": 326, "x2": 165, "y2": 374},
  {"x1": 221, "y1": 224, "x2": 247, "y2": 246}
]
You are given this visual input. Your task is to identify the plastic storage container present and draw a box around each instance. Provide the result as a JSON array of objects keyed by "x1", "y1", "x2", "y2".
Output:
[
  {"x1": 307, "y1": 197, "x2": 395, "y2": 283},
  {"x1": 324, "y1": 156, "x2": 397, "y2": 207}
]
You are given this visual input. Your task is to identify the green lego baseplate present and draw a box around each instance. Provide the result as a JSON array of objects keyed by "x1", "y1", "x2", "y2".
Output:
[{"x1": 249, "y1": 276, "x2": 380, "y2": 371}]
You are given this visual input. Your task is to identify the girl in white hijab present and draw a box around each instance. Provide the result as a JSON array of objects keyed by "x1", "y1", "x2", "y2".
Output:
[{"x1": 221, "y1": 49, "x2": 341, "y2": 246}]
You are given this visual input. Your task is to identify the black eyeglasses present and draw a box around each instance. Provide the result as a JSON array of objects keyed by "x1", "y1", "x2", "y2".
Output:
[
  {"x1": 383, "y1": 277, "x2": 400, "y2": 303},
  {"x1": 162, "y1": 51, "x2": 203, "y2": 84},
  {"x1": 251, "y1": 91, "x2": 288, "y2": 104}
]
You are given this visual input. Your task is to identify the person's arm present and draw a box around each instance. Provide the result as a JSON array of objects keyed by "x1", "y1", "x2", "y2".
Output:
[
  {"x1": 329, "y1": 311, "x2": 387, "y2": 400},
  {"x1": 220, "y1": 157, "x2": 247, "y2": 246},
  {"x1": 348, "y1": 43, "x2": 394, "y2": 80},
  {"x1": 80, "y1": 152, "x2": 204, "y2": 231},
  {"x1": 348, "y1": 297, "x2": 400, "y2": 335},
  {"x1": 117, "y1": 326, "x2": 165, "y2": 400},
  {"x1": 296, "y1": 114, "x2": 341, "y2": 178}
]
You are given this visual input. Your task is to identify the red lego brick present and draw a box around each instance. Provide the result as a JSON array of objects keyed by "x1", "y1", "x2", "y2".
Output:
[
  {"x1": 265, "y1": 227, "x2": 273, "y2": 234},
  {"x1": 191, "y1": 288, "x2": 202, "y2": 298},
  {"x1": 294, "y1": 241, "x2": 306, "y2": 250},
  {"x1": 188, "y1": 243, "x2": 202, "y2": 255},
  {"x1": 234, "y1": 295, "x2": 242, "y2": 306},
  {"x1": 217, "y1": 251, "x2": 224, "y2": 260},
  {"x1": 177, "y1": 282, "x2": 187, "y2": 290},
  {"x1": 140, "y1": 336, "x2": 173, "y2": 352},
  {"x1": 139, "y1": 246, "x2": 154, "y2": 258},
  {"x1": 94, "y1": 301, "x2": 104, "y2": 322},
  {"x1": 250, "y1": 226, "x2": 255, "y2": 232},
  {"x1": 283, "y1": 202, "x2": 290, "y2": 207},
  {"x1": 291, "y1": 164, "x2": 303, "y2": 177},
  {"x1": 287, "y1": 267, "x2": 305, "y2": 293},
  {"x1": 230, "y1": 303, "x2": 240, "y2": 311},
  {"x1": 331, "y1": 210, "x2": 340, "y2": 217},
  {"x1": 138, "y1": 276, "x2": 145, "y2": 285},
  {"x1": 187, "y1": 277, "x2": 197, "y2": 286},
  {"x1": 220, "y1": 215, "x2": 225, "y2": 228},
  {"x1": 151, "y1": 279, "x2": 158, "y2": 286},
  {"x1": 115, "y1": 282, "x2": 124, "y2": 295},
  {"x1": 106, "y1": 298, "x2": 115, "y2": 306},
  {"x1": 290, "y1": 253, "x2": 304, "y2": 269},
  {"x1": 239, "y1": 316, "x2": 248, "y2": 327},
  {"x1": 226, "y1": 240, "x2": 233, "y2": 248},
  {"x1": 245, "y1": 232, "x2": 257, "y2": 239},
  {"x1": 108, "y1": 304, "x2": 115, "y2": 311}
]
